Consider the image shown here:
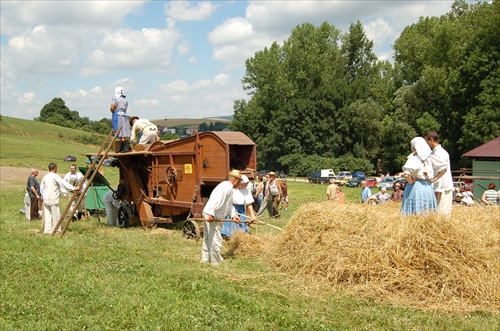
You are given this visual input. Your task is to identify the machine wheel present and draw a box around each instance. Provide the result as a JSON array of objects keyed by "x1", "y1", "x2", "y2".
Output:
[
  {"x1": 166, "y1": 166, "x2": 177, "y2": 186},
  {"x1": 182, "y1": 220, "x2": 200, "y2": 240},
  {"x1": 118, "y1": 206, "x2": 130, "y2": 228}
]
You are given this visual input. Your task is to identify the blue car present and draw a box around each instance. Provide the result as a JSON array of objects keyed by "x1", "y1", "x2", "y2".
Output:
[{"x1": 352, "y1": 171, "x2": 366, "y2": 180}]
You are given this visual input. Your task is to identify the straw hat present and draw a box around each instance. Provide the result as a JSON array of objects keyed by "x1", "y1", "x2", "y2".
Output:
[
  {"x1": 129, "y1": 116, "x2": 139, "y2": 126},
  {"x1": 268, "y1": 171, "x2": 277, "y2": 177},
  {"x1": 228, "y1": 169, "x2": 242, "y2": 180}
]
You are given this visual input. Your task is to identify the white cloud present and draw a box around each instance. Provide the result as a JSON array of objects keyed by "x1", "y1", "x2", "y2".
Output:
[
  {"x1": 209, "y1": 17, "x2": 253, "y2": 45},
  {"x1": 0, "y1": 0, "x2": 146, "y2": 34},
  {"x1": 82, "y1": 25, "x2": 181, "y2": 76},
  {"x1": 17, "y1": 92, "x2": 35, "y2": 104},
  {"x1": 164, "y1": 1, "x2": 217, "y2": 21}
]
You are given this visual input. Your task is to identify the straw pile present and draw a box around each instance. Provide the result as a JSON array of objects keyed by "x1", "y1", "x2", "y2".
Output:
[{"x1": 233, "y1": 202, "x2": 500, "y2": 313}]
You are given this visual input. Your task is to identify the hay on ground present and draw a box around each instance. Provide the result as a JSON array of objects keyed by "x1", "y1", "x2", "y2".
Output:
[{"x1": 231, "y1": 202, "x2": 500, "y2": 313}]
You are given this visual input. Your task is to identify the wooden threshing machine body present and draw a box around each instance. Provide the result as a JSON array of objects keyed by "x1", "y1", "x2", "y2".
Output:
[{"x1": 112, "y1": 131, "x2": 256, "y2": 228}]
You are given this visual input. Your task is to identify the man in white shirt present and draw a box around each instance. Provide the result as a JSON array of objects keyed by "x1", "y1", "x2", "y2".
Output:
[
  {"x1": 425, "y1": 130, "x2": 454, "y2": 216},
  {"x1": 41, "y1": 163, "x2": 79, "y2": 234},
  {"x1": 129, "y1": 116, "x2": 159, "y2": 147},
  {"x1": 201, "y1": 170, "x2": 241, "y2": 265},
  {"x1": 370, "y1": 187, "x2": 391, "y2": 204},
  {"x1": 63, "y1": 164, "x2": 87, "y2": 221}
]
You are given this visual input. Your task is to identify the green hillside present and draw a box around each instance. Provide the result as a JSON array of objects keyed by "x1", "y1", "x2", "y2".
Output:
[{"x1": 0, "y1": 116, "x2": 104, "y2": 170}]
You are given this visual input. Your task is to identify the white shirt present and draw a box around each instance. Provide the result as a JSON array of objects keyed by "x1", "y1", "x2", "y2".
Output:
[
  {"x1": 40, "y1": 172, "x2": 75, "y2": 206},
  {"x1": 232, "y1": 187, "x2": 254, "y2": 206},
  {"x1": 63, "y1": 171, "x2": 87, "y2": 192},
  {"x1": 131, "y1": 119, "x2": 158, "y2": 144},
  {"x1": 203, "y1": 181, "x2": 236, "y2": 219},
  {"x1": 431, "y1": 145, "x2": 454, "y2": 192}
]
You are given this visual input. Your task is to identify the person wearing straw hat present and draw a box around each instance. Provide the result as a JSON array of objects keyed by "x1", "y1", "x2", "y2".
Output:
[
  {"x1": 221, "y1": 174, "x2": 257, "y2": 238},
  {"x1": 129, "y1": 116, "x2": 159, "y2": 147},
  {"x1": 256, "y1": 171, "x2": 281, "y2": 218},
  {"x1": 201, "y1": 170, "x2": 242, "y2": 265},
  {"x1": 391, "y1": 182, "x2": 404, "y2": 201}
]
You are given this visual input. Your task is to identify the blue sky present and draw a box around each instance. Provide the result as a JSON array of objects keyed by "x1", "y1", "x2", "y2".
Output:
[{"x1": 1, "y1": 1, "x2": 464, "y2": 122}]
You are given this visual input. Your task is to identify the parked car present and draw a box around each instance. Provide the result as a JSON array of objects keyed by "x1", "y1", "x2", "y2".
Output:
[
  {"x1": 345, "y1": 177, "x2": 362, "y2": 187},
  {"x1": 365, "y1": 177, "x2": 378, "y2": 188},
  {"x1": 102, "y1": 157, "x2": 117, "y2": 167},
  {"x1": 86, "y1": 155, "x2": 103, "y2": 164},
  {"x1": 63, "y1": 155, "x2": 77, "y2": 162},
  {"x1": 352, "y1": 171, "x2": 367, "y2": 180},
  {"x1": 257, "y1": 169, "x2": 270, "y2": 176},
  {"x1": 307, "y1": 170, "x2": 335, "y2": 184},
  {"x1": 378, "y1": 176, "x2": 396, "y2": 190},
  {"x1": 334, "y1": 171, "x2": 352, "y2": 186}
]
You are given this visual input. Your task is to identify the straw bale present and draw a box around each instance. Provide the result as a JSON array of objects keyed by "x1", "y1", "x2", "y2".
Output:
[{"x1": 234, "y1": 202, "x2": 500, "y2": 313}]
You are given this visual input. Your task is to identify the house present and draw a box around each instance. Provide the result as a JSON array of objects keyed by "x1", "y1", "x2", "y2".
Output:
[{"x1": 462, "y1": 137, "x2": 500, "y2": 198}]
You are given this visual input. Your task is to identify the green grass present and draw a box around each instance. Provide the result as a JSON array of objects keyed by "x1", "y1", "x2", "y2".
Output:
[{"x1": 1, "y1": 116, "x2": 499, "y2": 330}]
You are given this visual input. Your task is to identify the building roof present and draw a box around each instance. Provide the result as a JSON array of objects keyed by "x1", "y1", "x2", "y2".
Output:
[
  {"x1": 462, "y1": 137, "x2": 500, "y2": 159},
  {"x1": 211, "y1": 131, "x2": 254, "y2": 145}
]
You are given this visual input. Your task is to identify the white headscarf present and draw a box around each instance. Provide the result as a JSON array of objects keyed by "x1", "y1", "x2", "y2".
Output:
[
  {"x1": 411, "y1": 137, "x2": 431, "y2": 161},
  {"x1": 114, "y1": 87, "x2": 125, "y2": 98}
]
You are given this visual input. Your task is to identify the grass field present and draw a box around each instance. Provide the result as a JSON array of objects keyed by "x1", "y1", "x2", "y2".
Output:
[{"x1": 1, "y1": 116, "x2": 499, "y2": 330}]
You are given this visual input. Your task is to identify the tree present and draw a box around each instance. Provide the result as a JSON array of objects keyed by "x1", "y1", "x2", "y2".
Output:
[{"x1": 392, "y1": 0, "x2": 498, "y2": 167}]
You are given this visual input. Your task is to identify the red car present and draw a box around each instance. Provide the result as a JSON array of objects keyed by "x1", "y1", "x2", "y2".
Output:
[{"x1": 365, "y1": 178, "x2": 378, "y2": 188}]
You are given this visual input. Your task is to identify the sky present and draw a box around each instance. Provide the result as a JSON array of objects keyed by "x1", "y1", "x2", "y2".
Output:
[{"x1": 1, "y1": 0, "x2": 465, "y2": 122}]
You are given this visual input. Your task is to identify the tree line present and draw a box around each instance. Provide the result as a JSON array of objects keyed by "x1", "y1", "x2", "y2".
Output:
[{"x1": 230, "y1": 0, "x2": 499, "y2": 176}]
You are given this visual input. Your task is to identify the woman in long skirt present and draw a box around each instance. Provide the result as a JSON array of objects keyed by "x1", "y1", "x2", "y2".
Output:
[
  {"x1": 400, "y1": 137, "x2": 447, "y2": 216},
  {"x1": 221, "y1": 175, "x2": 257, "y2": 238}
]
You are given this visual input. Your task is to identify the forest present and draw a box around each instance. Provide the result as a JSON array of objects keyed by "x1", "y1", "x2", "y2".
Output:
[{"x1": 230, "y1": 0, "x2": 499, "y2": 175}]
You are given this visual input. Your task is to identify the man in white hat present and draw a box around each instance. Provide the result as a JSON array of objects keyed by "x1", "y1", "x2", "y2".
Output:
[
  {"x1": 201, "y1": 170, "x2": 241, "y2": 265},
  {"x1": 256, "y1": 171, "x2": 282, "y2": 218}
]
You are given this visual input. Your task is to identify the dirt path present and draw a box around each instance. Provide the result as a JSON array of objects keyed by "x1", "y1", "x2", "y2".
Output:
[{"x1": 0, "y1": 166, "x2": 49, "y2": 191}]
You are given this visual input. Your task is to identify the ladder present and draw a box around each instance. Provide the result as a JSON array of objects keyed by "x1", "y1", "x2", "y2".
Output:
[{"x1": 52, "y1": 128, "x2": 121, "y2": 236}]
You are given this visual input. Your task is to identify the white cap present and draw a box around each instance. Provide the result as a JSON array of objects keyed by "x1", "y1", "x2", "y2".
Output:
[{"x1": 241, "y1": 175, "x2": 249, "y2": 183}]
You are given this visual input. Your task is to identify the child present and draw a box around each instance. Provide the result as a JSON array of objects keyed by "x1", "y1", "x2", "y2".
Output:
[{"x1": 336, "y1": 186, "x2": 345, "y2": 204}]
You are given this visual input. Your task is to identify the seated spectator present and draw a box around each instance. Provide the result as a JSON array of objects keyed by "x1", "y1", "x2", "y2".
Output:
[
  {"x1": 481, "y1": 183, "x2": 498, "y2": 205},
  {"x1": 370, "y1": 187, "x2": 391, "y2": 204},
  {"x1": 460, "y1": 188, "x2": 474, "y2": 206},
  {"x1": 391, "y1": 183, "x2": 404, "y2": 201}
]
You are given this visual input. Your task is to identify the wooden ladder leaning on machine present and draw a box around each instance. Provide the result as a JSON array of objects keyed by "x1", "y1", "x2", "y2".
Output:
[{"x1": 51, "y1": 128, "x2": 121, "y2": 237}]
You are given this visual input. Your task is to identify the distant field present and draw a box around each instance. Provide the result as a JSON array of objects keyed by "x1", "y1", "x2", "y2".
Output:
[{"x1": 151, "y1": 117, "x2": 231, "y2": 128}]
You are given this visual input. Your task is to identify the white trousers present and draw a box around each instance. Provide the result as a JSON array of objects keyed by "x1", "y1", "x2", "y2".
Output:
[
  {"x1": 43, "y1": 204, "x2": 61, "y2": 234},
  {"x1": 104, "y1": 200, "x2": 119, "y2": 226},
  {"x1": 139, "y1": 130, "x2": 158, "y2": 144},
  {"x1": 201, "y1": 215, "x2": 224, "y2": 265},
  {"x1": 437, "y1": 190, "x2": 453, "y2": 216}
]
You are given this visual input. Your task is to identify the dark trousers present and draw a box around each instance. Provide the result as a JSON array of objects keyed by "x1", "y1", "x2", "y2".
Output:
[{"x1": 30, "y1": 196, "x2": 40, "y2": 220}]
